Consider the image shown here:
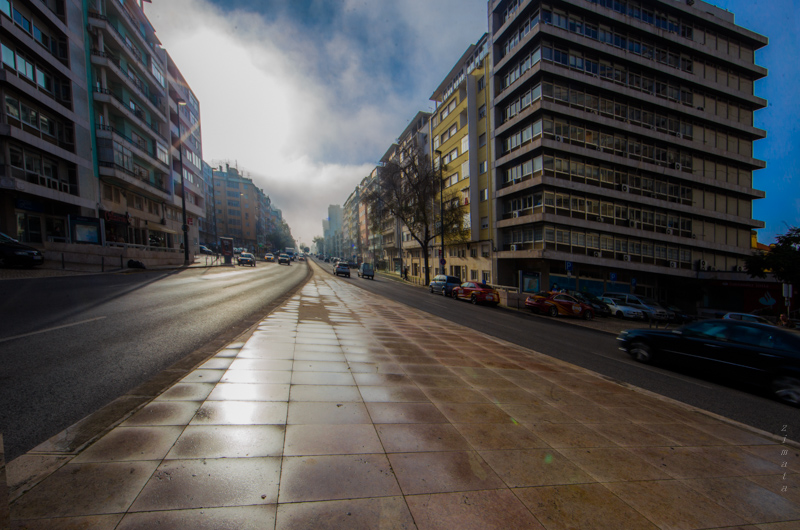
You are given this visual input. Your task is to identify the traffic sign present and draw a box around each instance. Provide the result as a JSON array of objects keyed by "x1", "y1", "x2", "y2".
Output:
[
  {"x1": 565, "y1": 261, "x2": 573, "y2": 271},
  {"x1": 631, "y1": 278, "x2": 637, "y2": 287},
  {"x1": 610, "y1": 272, "x2": 617, "y2": 282},
  {"x1": 440, "y1": 258, "x2": 446, "y2": 266}
]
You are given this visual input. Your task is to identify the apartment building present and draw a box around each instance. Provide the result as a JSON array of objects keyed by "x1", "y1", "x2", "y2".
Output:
[
  {"x1": 165, "y1": 52, "x2": 203, "y2": 255},
  {"x1": 212, "y1": 163, "x2": 262, "y2": 250},
  {"x1": 0, "y1": 0, "x2": 94, "y2": 245},
  {"x1": 343, "y1": 186, "x2": 359, "y2": 262},
  {"x1": 199, "y1": 159, "x2": 215, "y2": 246},
  {"x1": 489, "y1": 0, "x2": 767, "y2": 299},
  {"x1": 430, "y1": 34, "x2": 494, "y2": 284}
]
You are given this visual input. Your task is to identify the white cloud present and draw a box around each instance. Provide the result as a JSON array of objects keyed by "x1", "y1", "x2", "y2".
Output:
[{"x1": 145, "y1": 0, "x2": 487, "y2": 245}]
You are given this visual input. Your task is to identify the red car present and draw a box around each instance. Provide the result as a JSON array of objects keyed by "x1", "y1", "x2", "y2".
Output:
[
  {"x1": 525, "y1": 291, "x2": 594, "y2": 320},
  {"x1": 451, "y1": 282, "x2": 500, "y2": 306}
]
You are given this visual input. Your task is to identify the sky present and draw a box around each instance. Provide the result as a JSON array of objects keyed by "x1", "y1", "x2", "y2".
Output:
[{"x1": 144, "y1": 0, "x2": 798, "y2": 248}]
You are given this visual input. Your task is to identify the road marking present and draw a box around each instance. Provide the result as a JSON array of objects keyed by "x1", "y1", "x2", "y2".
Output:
[
  {"x1": 596, "y1": 351, "x2": 714, "y2": 389},
  {"x1": 0, "y1": 316, "x2": 107, "y2": 344}
]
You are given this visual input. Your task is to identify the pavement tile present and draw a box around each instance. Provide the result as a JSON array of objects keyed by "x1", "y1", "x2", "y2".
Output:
[
  {"x1": 605, "y1": 479, "x2": 750, "y2": 529},
  {"x1": 181, "y1": 369, "x2": 226, "y2": 384},
  {"x1": 376, "y1": 424, "x2": 472, "y2": 453},
  {"x1": 408, "y1": 375, "x2": 473, "y2": 389},
  {"x1": 387, "y1": 451, "x2": 505, "y2": 495},
  {"x1": 165, "y1": 425, "x2": 285, "y2": 458},
  {"x1": 228, "y1": 359, "x2": 294, "y2": 371},
  {"x1": 682, "y1": 477, "x2": 800, "y2": 523},
  {"x1": 278, "y1": 454, "x2": 401, "y2": 502},
  {"x1": 641, "y1": 422, "x2": 731, "y2": 446},
  {"x1": 435, "y1": 403, "x2": 515, "y2": 424},
  {"x1": 283, "y1": 424, "x2": 383, "y2": 455},
  {"x1": 366, "y1": 403, "x2": 449, "y2": 424},
  {"x1": 628, "y1": 446, "x2": 743, "y2": 479},
  {"x1": 347, "y1": 361, "x2": 406, "y2": 373},
  {"x1": 549, "y1": 403, "x2": 631, "y2": 423},
  {"x1": 10, "y1": 514, "x2": 123, "y2": 529},
  {"x1": 130, "y1": 457, "x2": 281, "y2": 511},
  {"x1": 120, "y1": 401, "x2": 202, "y2": 426},
  {"x1": 477, "y1": 388, "x2": 547, "y2": 404},
  {"x1": 454, "y1": 423, "x2": 549, "y2": 450},
  {"x1": 11, "y1": 461, "x2": 160, "y2": 518},
  {"x1": 207, "y1": 383, "x2": 290, "y2": 402},
  {"x1": 287, "y1": 402, "x2": 372, "y2": 424},
  {"x1": 558, "y1": 447, "x2": 672, "y2": 482},
  {"x1": 585, "y1": 422, "x2": 676, "y2": 447},
  {"x1": 199, "y1": 357, "x2": 236, "y2": 370},
  {"x1": 275, "y1": 497, "x2": 416, "y2": 529},
  {"x1": 155, "y1": 383, "x2": 215, "y2": 401},
  {"x1": 514, "y1": 483, "x2": 659, "y2": 530},
  {"x1": 359, "y1": 385, "x2": 430, "y2": 402},
  {"x1": 478, "y1": 448, "x2": 595, "y2": 488},
  {"x1": 221, "y1": 370, "x2": 293, "y2": 384},
  {"x1": 72, "y1": 426, "x2": 183, "y2": 463},
  {"x1": 422, "y1": 388, "x2": 492, "y2": 403},
  {"x1": 497, "y1": 403, "x2": 578, "y2": 424},
  {"x1": 190, "y1": 400, "x2": 288, "y2": 425},
  {"x1": 529, "y1": 423, "x2": 617, "y2": 448},
  {"x1": 291, "y1": 361, "x2": 351, "y2": 372},
  {"x1": 747, "y1": 473, "x2": 800, "y2": 506},
  {"x1": 353, "y1": 373, "x2": 415, "y2": 386},
  {"x1": 289, "y1": 384, "x2": 362, "y2": 402},
  {"x1": 116, "y1": 505, "x2": 277, "y2": 530},
  {"x1": 741, "y1": 445, "x2": 800, "y2": 472},
  {"x1": 291, "y1": 371, "x2": 356, "y2": 385},
  {"x1": 691, "y1": 422, "x2": 778, "y2": 446},
  {"x1": 406, "y1": 489, "x2": 544, "y2": 530}
]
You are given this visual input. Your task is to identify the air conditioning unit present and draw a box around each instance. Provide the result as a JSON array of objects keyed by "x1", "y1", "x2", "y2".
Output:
[
  {"x1": 555, "y1": 135, "x2": 563, "y2": 142},
  {"x1": 670, "y1": 261, "x2": 678, "y2": 268},
  {"x1": 621, "y1": 184, "x2": 630, "y2": 192},
  {"x1": 512, "y1": 211, "x2": 520, "y2": 218},
  {"x1": 699, "y1": 259, "x2": 707, "y2": 270},
  {"x1": 510, "y1": 244, "x2": 518, "y2": 251},
  {"x1": 588, "y1": 109, "x2": 596, "y2": 114},
  {"x1": 676, "y1": 132, "x2": 683, "y2": 139},
  {"x1": 666, "y1": 228, "x2": 673, "y2": 235},
  {"x1": 592, "y1": 144, "x2": 599, "y2": 150},
  {"x1": 736, "y1": 265, "x2": 744, "y2": 272},
  {"x1": 623, "y1": 254, "x2": 631, "y2": 262},
  {"x1": 692, "y1": 234, "x2": 697, "y2": 239},
  {"x1": 598, "y1": 217, "x2": 604, "y2": 223},
  {"x1": 629, "y1": 220, "x2": 637, "y2": 228},
  {"x1": 593, "y1": 251, "x2": 601, "y2": 258},
  {"x1": 674, "y1": 163, "x2": 682, "y2": 171},
  {"x1": 696, "y1": 106, "x2": 704, "y2": 111}
]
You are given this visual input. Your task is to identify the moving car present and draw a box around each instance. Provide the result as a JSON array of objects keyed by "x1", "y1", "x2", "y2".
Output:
[
  {"x1": 723, "y1": 312, "x2": 773, "y2": 325},
  {"x1": 526, "y1": 291, "x2": 594, "y2": 320},
  {"x1": 0, "y1": 233, "x2": 44, "y2": 268},
  {"x1": 429, "y1": 275, "x2": 462, "y2": 296},
  {"x1": 278, "y1": 253, "x2": 291, "y2": 265},
  {"x1": 358, "y1": 263, "x2": 374, "y2": 279},
  {"x1": 602, "y1": 297, "x2": 644, "y2": 320},
  {"x1": 334, "y1": 263, "x2": 350, "y2": 277},
  {"x1": 569, "y1": 291, "x2": 611, "y2": 318},
  {"x1": 451, "y1": 282, "x2": 500, "y2": 306},
  {"x1": 238, "y1": 252, "x2": 256, "y2": 266},
  {"x1": 617, "y1": 320, "x2": 800, "y2": 405},
  {"x1": 265, "y1": 253, "x2": 275, "y2": 262},
  {"x1": 199, "y1": 245, "x2": 213, "y2": 255}
]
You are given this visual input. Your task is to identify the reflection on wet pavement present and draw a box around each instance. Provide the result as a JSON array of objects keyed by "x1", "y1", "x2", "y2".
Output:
[{"x1": 7, "y1": 270, "x2": 799, "y2": 528}]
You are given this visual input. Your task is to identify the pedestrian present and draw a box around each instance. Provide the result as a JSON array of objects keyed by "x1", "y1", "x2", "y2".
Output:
[
  {"x1": 403, "y1": 266, "x2": 409, "y2": 281},
  {"x1": 778, "y1": 314, "x2": 796, "y2": 329}
]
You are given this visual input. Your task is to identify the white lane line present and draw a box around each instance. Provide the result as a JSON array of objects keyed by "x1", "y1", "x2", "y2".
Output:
[
  {"x1": 596, "y1": 351, "x2": 714, "y2": 389},
  {"x1": 0, "y1": 316, "x2": 107, "y2": 344}
]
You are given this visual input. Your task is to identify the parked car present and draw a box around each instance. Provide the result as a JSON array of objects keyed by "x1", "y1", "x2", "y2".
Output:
[
  {"x1": 358, "y1": 263, "x2": 374, "y2": 279},
  {"x1": 278, "y1": 253, "x2": 291, "y2": 265},
  {"x1": 265, "y1": 253, "x2": 275, "y2": 262},
  {"x1": 0, "y1": 233, "x2": 44, "y2": 268},
  {"x1": 238, "y1": 252, "x2": 256, "y2": 266},
  {"x1": 526, "y1": 291, "x2": 594, "y2": 320},
  {"x1": 451, "y1": 282, "x2": 500, "y2": 306},
  {"x1": 617, "y1": 320, "x2": 800, "y2": 406},
  {"x1": 601, "y1": 297, "x2": 644, "y2": 320},
  {"x1": 723, "y1": 312, "x2": 774, "y2": 325},
  {"x1": 568, "y1": 291, "x2": 611, "y2": 317},
  {"x1": 429, "y1": 275, "x2": 462, "y2": 296},
  {"x1": 334, "y1": 263, "x2": 350, "y2": 277},
  {"x1": 602, "y1": 293, "x2": 669, "y2": 321},
  {"x1": 199, "y1": 245, "x2": 213, "y2": 255},
  {"x1": 663, "y1": 304, "x2": 695, "y2": 324}
]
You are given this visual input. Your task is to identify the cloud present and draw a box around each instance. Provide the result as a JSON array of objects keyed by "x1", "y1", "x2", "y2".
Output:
[{"x1": 145, "y1": 0, "x2": 487, "y2": 244}]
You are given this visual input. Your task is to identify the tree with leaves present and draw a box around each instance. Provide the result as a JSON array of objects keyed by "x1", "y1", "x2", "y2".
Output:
[
  {"x1": 362, "y1": 142, "x2": 468, "y2": 285},
  {"x1": 745, "y1": 227, "x2": 800, "y2": 287}
]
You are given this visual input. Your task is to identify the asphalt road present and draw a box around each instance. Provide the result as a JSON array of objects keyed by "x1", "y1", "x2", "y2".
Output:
[
  {"x1": 313, "y1": 260, "x2": 800, "y2": 441},
  {"x1": 0, "y1": 261, "x2": 308, "y2": 461}
]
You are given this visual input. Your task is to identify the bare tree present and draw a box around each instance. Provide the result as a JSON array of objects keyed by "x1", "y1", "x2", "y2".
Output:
[{"x1": 363, "y1": 142, "x2": 468, "y2": 285}]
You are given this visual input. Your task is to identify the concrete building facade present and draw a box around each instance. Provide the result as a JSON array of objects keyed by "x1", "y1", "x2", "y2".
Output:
[
  {"x1": 488, "y1": 0, "x2": 767, "y2": 300},
  {"x1": 212, "y1": 163, "x2": 262, "y2": 251}
]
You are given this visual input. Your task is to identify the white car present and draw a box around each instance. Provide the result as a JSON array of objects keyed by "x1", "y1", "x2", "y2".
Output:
[{"x1": 602, "y1": 297, "x2": 644, "y2": 320}]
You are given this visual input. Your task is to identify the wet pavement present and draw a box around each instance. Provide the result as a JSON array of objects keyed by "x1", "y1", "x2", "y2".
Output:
[{"x1": 5, "y1": 270, "x2": 800, "y2": 529}]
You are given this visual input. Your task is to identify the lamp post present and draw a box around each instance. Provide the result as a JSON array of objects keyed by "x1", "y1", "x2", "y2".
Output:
[
  {"x1": 435, "y1": 150, "x2": 444, "y2": 276},
  {"x1": 176, "y1": 98, "x2": 189, "y2": 266}
]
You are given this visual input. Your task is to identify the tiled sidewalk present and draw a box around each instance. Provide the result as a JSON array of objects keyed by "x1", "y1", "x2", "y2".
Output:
[{"x1": 6, "y1": 274, "x2": 800, "y2": 529}]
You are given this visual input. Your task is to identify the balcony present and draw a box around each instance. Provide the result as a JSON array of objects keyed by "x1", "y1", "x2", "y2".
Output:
[
  {"x1": 96, "y1": 124, "x2": 169, "y2": 173},
  {"x1": 90, "y1": 50, "x2": 165, "y2": 120},
  {"x1": 98, "y1": 159, "x2": 170, "y2": 202},
  {"x1": 92, "y1": 87, "x2": 166, "y2": 142}
]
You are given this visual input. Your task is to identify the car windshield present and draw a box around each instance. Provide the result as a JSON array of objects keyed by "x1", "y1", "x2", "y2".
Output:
[
  {"x1": 639, "y1": 297, "x2": 661, "y2": 306},
  {"x1": 0, "y1": 233, "x2": 17, "y2": 243}
]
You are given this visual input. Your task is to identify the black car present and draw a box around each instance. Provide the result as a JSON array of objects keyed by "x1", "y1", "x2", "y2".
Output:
[
  {"x1": 0, "y1": 233, "x2": 44, "y2": 268},
  {"x1": 569, "y1": 291, "x2": 611, "y2": 317},
  {"x1": 238, "y1": 252, "x2": 256, "y2": 266},
  {"x1": 278, "y1": 254, "x2": 291, "y2": 265},
  {"x1": 618, "y1": 320, "x2": 800, "y2": 405},
  {"x1": 429, "y1": 275, "x2": 462, "y2": 296}
]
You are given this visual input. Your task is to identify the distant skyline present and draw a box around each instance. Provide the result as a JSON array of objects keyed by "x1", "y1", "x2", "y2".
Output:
[{"x1": 145, "y1": 0, "x2": 798, "y2": 246}]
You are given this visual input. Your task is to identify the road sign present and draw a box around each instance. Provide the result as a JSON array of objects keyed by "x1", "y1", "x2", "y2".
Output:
[
  {"x1": 565, "y1": 261, "x2": 573, "y2": 272},
  {"x1": 440, "y1": 258, "x2": 446, "y2": 266},
  {"x1": 631, "y1": 278, "x2": 637, "y2": 287},
  {"x1": 438, "y1": 249, "x2": 443, "y2": 257},
  {"x1": 610, "y1": 272, "x2": 617, "y2": 282}
]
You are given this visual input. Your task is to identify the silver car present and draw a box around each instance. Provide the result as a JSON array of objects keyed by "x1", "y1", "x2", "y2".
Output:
[{"x1": 602, "y1": 297, "x2": 644, "y2": 320}]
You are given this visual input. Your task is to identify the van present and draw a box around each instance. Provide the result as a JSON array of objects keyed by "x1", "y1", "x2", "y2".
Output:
[
  {"x1": 429, "y1": 275, "x2": 462, "y2": 296},
  {"x1": 602, "y1": 293, "x2": 669, "y2": 320},
  {"x1": 358, "y1": 263, "x2": 374, "y2": 279}
]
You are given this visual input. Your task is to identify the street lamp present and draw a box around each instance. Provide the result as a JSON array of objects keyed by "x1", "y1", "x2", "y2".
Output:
[
  {"x1": 176, "y1": 98, "x2": 189, "y2": 266},
  {"x1": 435, "y1": 150, "x2": 444, "y2": 276}
]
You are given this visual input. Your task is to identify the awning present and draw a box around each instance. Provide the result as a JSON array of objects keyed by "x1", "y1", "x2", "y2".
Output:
[{"x1": 146, "y1": 222, "x2": 177, "y2": 235}]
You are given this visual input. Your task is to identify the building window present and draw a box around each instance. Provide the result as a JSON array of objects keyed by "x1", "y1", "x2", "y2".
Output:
[
  {"x1": 479, "y1": 133, "x2": 486, "y2": 147},
  {"x1": 478, "y1": 105, "x2": 486, "y2": 119},
  {"x1": 480, "y1": 216, "x2": 489, "y2": 229},
  {"x1": 479, "y1": 161, "x2": 488, "y2": 174}
]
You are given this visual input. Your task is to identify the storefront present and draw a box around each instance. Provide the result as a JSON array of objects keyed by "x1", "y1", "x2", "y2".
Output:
[
  {"x1": 101, "y1": 210, "x2": 129, "y2": 244},
  {"x1": 146, "y1": 222, "x2": 177, "y2": 248}
]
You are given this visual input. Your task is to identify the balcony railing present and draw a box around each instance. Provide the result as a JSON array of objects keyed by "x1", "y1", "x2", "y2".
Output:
[
  {"x1": 90, "y1": 50, "x2": 162, "y2": 109},
  {"x1": 98, "y1": 160, "x2": 168, "y2": 193},
  {"x1": 93, "y1": 87, "x2": 165, "y2": 140}
]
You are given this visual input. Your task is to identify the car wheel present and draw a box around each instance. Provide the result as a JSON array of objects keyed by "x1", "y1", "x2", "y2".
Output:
[
  {"x1": 471, "y1": 294, "x2": 478, "y2": 305},
  {"x1": 442, "y1": 288, "x2": 447, "y2": 296},
  {"x1": 616, "y1": 311, "x2": 624, "y2": 318},
  {"x1": 583, "y1": 310, "x2": 594, "y2": 321},
  {"x1": 430, "y1": 287, "x2": 434, "y2": 293},
  {"x1": 630, "y1": 342, "x2": 653, "y2": 364},
  {"x1": 451, "y1": 290, "x2": 459, "y2": 300},
  {"x1": 548, "y1": 305, "x2": 558, "y2": 317},
  {"x1": 772, "y1": 376, "x2": 800, "y2": 406}
]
